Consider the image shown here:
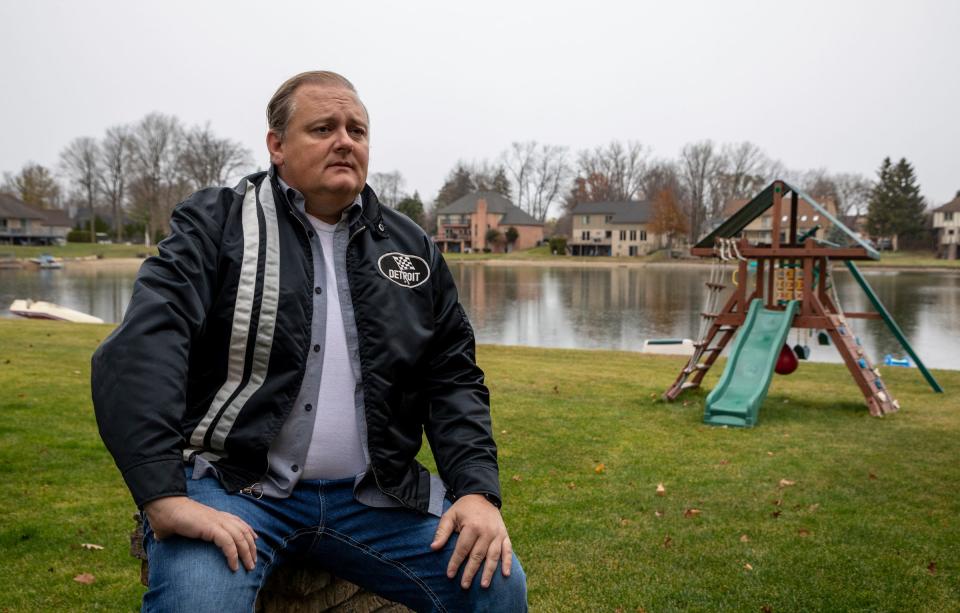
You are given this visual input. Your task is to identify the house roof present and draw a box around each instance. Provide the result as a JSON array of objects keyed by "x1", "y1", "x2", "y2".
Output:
[
  {"x1": 39, "y1": 208, "x2": 72, "y2": 227},
  {"x1": 0, "y1": 193, "x2": 47, "y2": 220},
  {"x1": 570, "y1": 200, "x2": 653, "y2": 224},
  {"x1": 438, "y1": 191, "x2": 542, "y2": 226},
  {"x1": 933, "y1": 196, "x2": 960, "y2": 214},
  {"x1": 696, "y1": 180, "x2": 879, "y2": 259}
]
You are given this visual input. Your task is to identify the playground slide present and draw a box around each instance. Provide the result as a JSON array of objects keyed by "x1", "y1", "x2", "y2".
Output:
[{"x1": 704, "y1": 299, "x2": 799, "y2": 427}]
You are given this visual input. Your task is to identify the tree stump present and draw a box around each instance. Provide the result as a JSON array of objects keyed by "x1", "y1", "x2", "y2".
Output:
[{"x1": 131, "y1": 513, "x2": 412, "y2": 612}]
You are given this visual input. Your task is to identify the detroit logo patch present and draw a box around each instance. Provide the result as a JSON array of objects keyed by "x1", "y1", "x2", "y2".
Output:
[{"x1": 377, "y1": 252, "x2": 431, "y2": 288}]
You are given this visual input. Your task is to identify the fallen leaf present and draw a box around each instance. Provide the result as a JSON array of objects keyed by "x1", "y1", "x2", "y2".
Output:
[
  {"x1": 744, "y1": 563, "x2": 753, "y2": 571},
  {"x1": 500, "y1": 430, "x2": 508, "y2": 434},
  {"x1": 740, "y1": 534, "x2": 750, "y2": 543},
  {"x1": 566, "y1": 482, "x2": 576, "y2": 490},
  {"x1": 797, "y1": 529, "x2": 811, "y2": 537},
  {"x1": 927, "y1": 561, "x2": 937, "y2": 575},
  {"x1": 718, "y1": 459, "x2": 729, "y2": 465},
  {"x1": 511, "y1": 474, "x2": 522, "y2": 482},
  {"x1": 771, "y1": 510, "x2": 782, "y2": 519},
  {"x1": 778, "y1": 479, "x2": 796, "y2": 488},
  {"x1": 761, "y1": 606, "x2": 773, "y2": 613},
  {"x1": 594, "y1": 463, "x2": 606, "y2": 474},
  {"x1": 772, "y1": 499, "x2": 782, "y2": 506},
  {"x1": 619, "y1": 518, "x2": 631, "y2": 527},
  {"x1": 682, "y1": 401, "x2": 690, "y2": 407},
  {"x1": 73, "y1": 370, "x2": 81, "y2": 375},
  {"x1": 73, "y1": 573, "x2": 95, "y2": 585},
  {"x1": 808, "y1": 503, "x2": 820, "y2": 512},
  {"x1": 868, "y1": 472, "x2": 878, "y2": 480},
  {"x1": 661, "y1": 535, "x2": 672, "y2": 548},
  {"x1": 654, "y1": 510, "x2": 663, "y2": 518},
  {"x1": 683, "y1": 508, "x2": 701, "y2": 518},
  {"x1": 656, "y1": 483, "x2": 666, "y2": 496},
  {"x1": 767, "y1": 451, "x2": 774, "y2": 456},
  {"x1": 552, "y1": 385, "x2": 559, "y2": 394},
  {"x1": 80, "y1": 543, "x2": 104, "y2": 550}
]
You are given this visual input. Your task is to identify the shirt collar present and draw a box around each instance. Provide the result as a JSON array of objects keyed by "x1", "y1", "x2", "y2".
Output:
[{"x1": 272, "y1": 165, "x2": 363, "y2": 224}]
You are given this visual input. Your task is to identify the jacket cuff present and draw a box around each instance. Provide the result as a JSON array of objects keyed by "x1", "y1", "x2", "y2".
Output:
[
  {"x1": 449, "y1": 463, "x2": 502, "y2": 508},
  {"x1": 122, "y1": 458, "x2": 188, "y2": 509}
]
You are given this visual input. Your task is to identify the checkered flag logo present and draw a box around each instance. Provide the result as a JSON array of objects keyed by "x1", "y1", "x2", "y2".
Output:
[{"x1": 392, "y1": 255, "x2": 415, "y2": 272}]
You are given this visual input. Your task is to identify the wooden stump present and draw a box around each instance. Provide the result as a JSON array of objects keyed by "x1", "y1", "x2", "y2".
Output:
[{"x1": 131, "y1": 513, "x2": 412, "y2": 613}]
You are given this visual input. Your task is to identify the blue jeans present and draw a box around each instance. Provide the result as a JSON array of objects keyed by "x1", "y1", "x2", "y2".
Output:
[{"x1": 142, "y1": 468, "x2": 527, "y2": 613}]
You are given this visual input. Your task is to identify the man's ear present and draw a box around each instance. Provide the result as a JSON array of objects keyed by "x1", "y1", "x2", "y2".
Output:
[{"x1": 266, "y1": 131, "x2": 284, "y2": 166}]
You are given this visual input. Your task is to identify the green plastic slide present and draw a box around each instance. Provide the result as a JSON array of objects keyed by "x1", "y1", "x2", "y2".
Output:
[{"x1": 704, "y1": 298, "x2": 799, "y2": 427}]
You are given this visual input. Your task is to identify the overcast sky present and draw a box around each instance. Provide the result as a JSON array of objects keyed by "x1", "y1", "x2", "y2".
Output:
[{"x1": 1, "y1": 0, "x2": 957, "y2": 210}]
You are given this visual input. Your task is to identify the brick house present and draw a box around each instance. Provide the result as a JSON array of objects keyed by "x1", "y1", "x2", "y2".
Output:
[
  {"x1": 932, "y1": 194, "x2": 960, "y2": 259},
  {"x1": 0, "y1": 193, "x2": 72, "y2": 245},
  {"x1": 434, "y1": 191, "x2": 543, "y2": 253},
  {"x1": 569, "y1": 201, "x2": 661, "y2": 256}
]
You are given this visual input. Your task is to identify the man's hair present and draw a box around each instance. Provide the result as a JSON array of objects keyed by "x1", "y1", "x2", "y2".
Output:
[{"x1": 267, "y1": 71, "x2": 364, "y2": 136}]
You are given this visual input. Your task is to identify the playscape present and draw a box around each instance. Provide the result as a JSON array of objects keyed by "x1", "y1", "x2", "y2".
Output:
[{"x1": 664, "y1": 180, "x2": 943, "y2": 427}]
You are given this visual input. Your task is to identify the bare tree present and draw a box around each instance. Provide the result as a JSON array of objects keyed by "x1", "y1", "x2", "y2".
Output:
[
  {"x1": 60, "y1": 137, "x2": 102, "y2": 241},
  {"x1": 367, "y1": 170, "x2": 406, "y2": 207},
  {"x1": 679, "y1": 140, "x2": 723, "y2": 241},
  {"x1": 575, "y1": 140, "x2": 648, "y2": 202},
  {"x1": 502, "y1": 141, "x2": 569, "y2": 222},
  {"x1": 100, "y1": 125, "x2": 133, "y2": 241},
  {"x1": 129, "y1": 113, "x2": 185, "y2": 244},
  {"x1": 179, "y1": 123, "x2": 253, "y2": 190},
  {"x1": 832, "y1": 172, "x2": 873, "y2": 218}
]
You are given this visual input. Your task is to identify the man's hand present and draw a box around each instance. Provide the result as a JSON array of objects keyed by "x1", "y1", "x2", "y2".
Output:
[
  {"x1": 143, "y1": 496, "x2": 259, "y2": 572},
  {"x1": 430, "y1": 494, "x2": 512, "y2": 590}
]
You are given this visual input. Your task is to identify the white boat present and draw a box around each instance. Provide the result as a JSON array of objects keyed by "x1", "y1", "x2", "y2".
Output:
[
  {"x1": 29, "y1": 254, "x2": 64, "y2": 269},
  {"x1": 641, "y1": 338, "x2": 696, "y2": 356},
  {"x1": 8, "y1": 299, "x2": 104, "y2": 324}
]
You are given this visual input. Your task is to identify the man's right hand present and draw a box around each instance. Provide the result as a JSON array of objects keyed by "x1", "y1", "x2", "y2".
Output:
[{"x1": 143, "y1": 496, "x2": 259, "y2": 572}]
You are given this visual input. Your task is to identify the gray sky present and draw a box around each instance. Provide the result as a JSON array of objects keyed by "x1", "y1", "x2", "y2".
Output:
[{"x1": 1, "y1": 0, "x2": 958, "y2": 209}]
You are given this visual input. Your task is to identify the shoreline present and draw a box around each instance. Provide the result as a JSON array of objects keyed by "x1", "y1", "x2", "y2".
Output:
[{"x1": 17, "y1": 255, "x2": 960, "y2": 275}]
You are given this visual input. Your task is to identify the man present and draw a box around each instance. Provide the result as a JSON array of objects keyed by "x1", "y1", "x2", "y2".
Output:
[{"x1": 92, "y1": 71, "x2": 526, "y2": 612}]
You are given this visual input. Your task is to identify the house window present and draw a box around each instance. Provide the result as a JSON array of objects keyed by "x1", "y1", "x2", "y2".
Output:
[
  {"x1": 582, "y1": 215, "x2": 590, "y2": 225},
  {"x1": 605, "y1": 215, "x2": 614, "y2": 223},
  {"x1": 640, "y1": 230, "x2": 647, "y2": 241},
  {"x1": 605, "y1": 231, "x2": 612, "y2": 238},
  {"x1": 946, "y1": 212, "x2": 954, "y2": 222},
  {"x1": 629, "y1": 230, "x2": 637, "y2": 241},
  {"x1": 619, "y1": 230, "x2": 626, "y2": 240},
  {"x1": 581, "y1": 230, "x2": 590, "y2": 240}
]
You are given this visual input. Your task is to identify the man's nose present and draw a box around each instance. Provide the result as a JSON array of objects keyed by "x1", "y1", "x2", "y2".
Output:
[{"x1": 333, "y1": 126, "x2": 354, "y2": 151}]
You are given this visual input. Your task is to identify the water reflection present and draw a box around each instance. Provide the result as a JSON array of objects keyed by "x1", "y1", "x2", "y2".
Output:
[{"x1": 2, "y1": 262, "x2": 957, "y2": 370}]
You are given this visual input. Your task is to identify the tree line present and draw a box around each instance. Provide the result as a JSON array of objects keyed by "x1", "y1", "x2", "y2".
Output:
[
  {"x1": 2, "y1": 114, "x2": 252, "y2": 243},
  {"x1": 375, "y1": 140, "x2": 936, "y2": 247}
]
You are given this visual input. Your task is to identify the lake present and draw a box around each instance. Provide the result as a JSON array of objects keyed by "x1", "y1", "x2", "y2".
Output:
[{"x1": 2, "y1": 261, "x2": 957, "y2": 370}]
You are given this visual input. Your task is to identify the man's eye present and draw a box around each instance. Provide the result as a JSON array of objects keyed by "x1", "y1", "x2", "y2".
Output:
[
  {"x1": 351, "y1": 127, "x2": 367, "y2": 137},
  {"x1": 312, "y1": 126, "x2": 330, "y2": 133}
]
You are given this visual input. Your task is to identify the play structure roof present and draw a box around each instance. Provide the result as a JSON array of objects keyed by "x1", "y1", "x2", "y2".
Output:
[{"x1": 695, "y1": 180, "x2": 880, "y2": 260}]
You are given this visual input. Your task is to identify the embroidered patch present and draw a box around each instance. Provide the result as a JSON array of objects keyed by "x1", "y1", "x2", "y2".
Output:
[{"x1": 377, "y1": 252, "x2": 431, "y2": 288}]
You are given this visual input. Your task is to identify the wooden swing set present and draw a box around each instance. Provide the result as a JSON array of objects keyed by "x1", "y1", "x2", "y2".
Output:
[{"x1": 664, "y1": 180, "x2": 941, "y2": 423}]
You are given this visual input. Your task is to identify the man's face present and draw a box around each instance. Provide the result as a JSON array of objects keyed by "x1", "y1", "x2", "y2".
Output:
[{"x1": 268, "y1": 84, "x2": 369, "y2": 210}]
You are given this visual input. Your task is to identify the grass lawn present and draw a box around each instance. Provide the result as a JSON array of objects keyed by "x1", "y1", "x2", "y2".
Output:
[
  {"x1": 0, "y1": 320, "x2": 957, "y2": 611},
  {"x1": 2, "y1": 243, "x2": 158, "y2": 260}
]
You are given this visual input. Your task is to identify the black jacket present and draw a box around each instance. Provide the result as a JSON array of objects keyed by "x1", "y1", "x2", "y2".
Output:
[{"x1": 92, "y1": 171, "x2": 500, "y2": 512}]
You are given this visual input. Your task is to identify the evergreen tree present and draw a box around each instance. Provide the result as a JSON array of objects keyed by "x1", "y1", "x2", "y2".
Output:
[
  {"x1": 491, "y1": 166, "x2": 512, "y2": 200},
  {"x1": 434, "y1": 164, "x2": 475, "y2": 208},
  {"x1": 395, "y1": 191, "x2": 426, "y2": 230},
  {"x1": 866, "y1": 157, "x2": 926, "y2": 248}
]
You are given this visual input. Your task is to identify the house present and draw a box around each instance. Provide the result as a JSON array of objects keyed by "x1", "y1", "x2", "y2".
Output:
[
  {"x1": 0, "y1": 193, "x2": 71, "y2": 245},
  {"x1": 932, "y1": 194, "x2": 960, "y2": 259},
  {"x1": 569, "y1": 201, "x2": 661, "y2": 256},
  {"x1": 722, "y1": 194, "x2": 839, "y2": 245},
  {"x1": 434, "y1": 191, "x2": 543, "y2": 253}
]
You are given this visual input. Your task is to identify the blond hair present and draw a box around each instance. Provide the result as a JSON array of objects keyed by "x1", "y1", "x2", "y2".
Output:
[{"x1": 266, "y1": 71, "x2": 365, "y2": 136}]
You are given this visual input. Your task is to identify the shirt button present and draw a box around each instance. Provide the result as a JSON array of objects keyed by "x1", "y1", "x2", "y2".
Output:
[
  {"x1": 291, "y1": 464, "x2": 299, "y2": 473},
  {"x1": 313, "y1": 344, "x2": 321, "y2": 352},
  {"x1": 304, "y1": 403, "x2": 312, "y2": 412},
  {"x1": 314, "y1": 286, "x2": 322, "y2": 295}
]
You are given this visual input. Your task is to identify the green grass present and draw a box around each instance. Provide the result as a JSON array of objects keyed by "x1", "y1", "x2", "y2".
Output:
[
  {"x1": 1, "y1": 320, "x2": 957, "y2": 611},
  {"x1": 1, "y1": 243, "x2": 158, "y2": 260},
  {"x1": 857, "y1": 250, "x2": 960, "y2": 269}
]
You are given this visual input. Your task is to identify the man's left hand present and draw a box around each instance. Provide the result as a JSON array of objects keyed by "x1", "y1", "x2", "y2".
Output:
[{"x1": 430, "y1": 494, "x2": 512, "y2": 589}]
